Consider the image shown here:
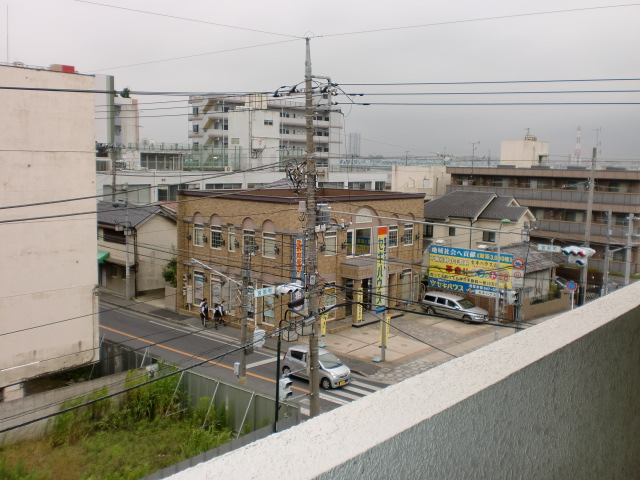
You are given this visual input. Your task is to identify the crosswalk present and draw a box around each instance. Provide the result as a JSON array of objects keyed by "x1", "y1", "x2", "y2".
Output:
[{"x1": 319, "y1": 378, "x2": 386, "y2": 406}]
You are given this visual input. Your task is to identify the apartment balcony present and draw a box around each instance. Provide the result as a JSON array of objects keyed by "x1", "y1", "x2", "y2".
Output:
[
  {"x1": 446, "y1": 184, "x2": 640, "y2": 211},
  {"x1": 166, "y1": 283, "x2": 640, "y2": 479}
]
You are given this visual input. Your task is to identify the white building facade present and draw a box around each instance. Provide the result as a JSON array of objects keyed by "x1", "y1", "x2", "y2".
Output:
[{"x1": 0, "y1": 64, "x2": 99, "y2": 400}]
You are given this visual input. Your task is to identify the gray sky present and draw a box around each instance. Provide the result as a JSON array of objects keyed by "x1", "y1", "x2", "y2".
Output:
[{"x1": 3, "y1": 0, "x2": 639, "y2": 164}]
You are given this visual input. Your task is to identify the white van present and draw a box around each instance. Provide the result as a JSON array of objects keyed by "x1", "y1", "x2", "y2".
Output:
[{"x1": 421, "y1": 291, "x2": 489, "y2": 323}]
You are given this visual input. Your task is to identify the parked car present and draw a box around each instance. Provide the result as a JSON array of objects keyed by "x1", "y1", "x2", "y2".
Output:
[
  {"x1": 421, "y1": 291, "x2": 489, "y2": 323},
  {"x1": 281, "y1": 345, "x2": 351, "y2": 389}
]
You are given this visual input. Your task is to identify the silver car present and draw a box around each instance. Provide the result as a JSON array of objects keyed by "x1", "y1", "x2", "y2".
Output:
[
  {"x1": 281, "y1": 345, "x2": 351, "y2": 389},
  {"x1": 421, "y1": 291, "x2": 489, "y2": 323}
]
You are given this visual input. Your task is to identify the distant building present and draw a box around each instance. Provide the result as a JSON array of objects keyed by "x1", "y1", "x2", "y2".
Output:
[
  {"x1": 0, "y1": 63, "x2": 99, "y2": 400},
  {"x1": 500, "y1": 134, "x2": 549, "y2": 168},
  {"x1": 97, "y1": 201, "x2": 176, "y2": 298},
  {"x1": 175, "y1": 188, "x2": 425, "y2": 327},
  {"x1": 446, "y1": 165, "x2": 640, "y2": 280}
]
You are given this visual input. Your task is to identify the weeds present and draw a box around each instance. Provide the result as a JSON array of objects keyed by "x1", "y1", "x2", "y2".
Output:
[{"x1": 2, "y1": 366, "x2": 235, "y2": 479}]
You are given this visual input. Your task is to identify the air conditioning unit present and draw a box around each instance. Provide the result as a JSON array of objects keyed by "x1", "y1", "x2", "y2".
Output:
[
  {"x1": 224, "y1": 166, "x2": 233, "y2": 172},
  {"x1": 316, "y1": 167, "x2": 328, "y2": 177}
]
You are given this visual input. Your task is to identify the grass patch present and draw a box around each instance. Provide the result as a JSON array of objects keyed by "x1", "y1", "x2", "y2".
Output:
[{"x1": 0, "y1": 367, "x2": 233, "y2": 480}]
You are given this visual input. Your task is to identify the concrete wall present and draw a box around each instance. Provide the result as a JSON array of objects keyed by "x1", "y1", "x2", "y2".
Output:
[
  {"x1": 0, "y1": 371, "x2": 131, "y2": 443},
  {"x1": 0, "y1": 66, "x2": 99, "y2": 391},
  {"x1": 391, "y1": 165, "x2": 450, "y2": 198},
  {"x1": 168, "y1": 282, "x2": 640, "y2": 480}
]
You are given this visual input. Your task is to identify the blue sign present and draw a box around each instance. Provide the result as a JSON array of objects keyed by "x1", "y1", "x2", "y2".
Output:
[{"x1": 566, "y1": 281, "x2": 577, "y2": 291}]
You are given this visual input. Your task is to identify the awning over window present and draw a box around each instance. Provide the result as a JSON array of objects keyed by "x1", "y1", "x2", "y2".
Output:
[{"x1": 98, "y1": 250, "x2": 110, "y2": 264}]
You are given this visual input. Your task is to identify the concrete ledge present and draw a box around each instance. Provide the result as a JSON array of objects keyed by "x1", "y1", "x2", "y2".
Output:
[{"x1": 168, "y1": 283, "x2": 640, "y2": 480}]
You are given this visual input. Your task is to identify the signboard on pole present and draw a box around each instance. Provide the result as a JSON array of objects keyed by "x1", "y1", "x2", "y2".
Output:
[
  {"x1": 374, "y1": 226, "x2": 388, "y2": 314},
  {"x1": 429, "y1": 245, "x2": 514, "y2": 294}
]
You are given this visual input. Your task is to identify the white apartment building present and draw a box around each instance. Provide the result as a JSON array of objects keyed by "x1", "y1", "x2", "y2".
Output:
[
  {"x1": 187, "y1": 93, "x2": 344, "y2": 171},
  {"x1": 0, "y1": 63, "x2": 99, "y2": 400}
]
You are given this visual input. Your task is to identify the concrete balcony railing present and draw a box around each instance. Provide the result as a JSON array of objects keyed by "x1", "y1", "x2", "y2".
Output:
[
  {"x1": 447, "y1": 184, "x2": 640, "y2": 208},
  {"x1": 168, "y1": 282, "x2": 640, "y2": 480}
]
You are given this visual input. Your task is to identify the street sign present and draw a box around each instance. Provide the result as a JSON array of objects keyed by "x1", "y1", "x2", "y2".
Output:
[
  {"x1": 512, "y1": 270, "x2": 524, "y2": 288},
  {"x1": 513, "y1": 258, "x2": 525, "y2": 270},
  {"x1": 538, "y1": 244, "x2": 562, "y2": 253},
  {"x1": 566, "y1": 281, "x2": 577, "y2": 291},
  {"x1": 254, "y1": 286, "x2": 274, "y2": 297}
]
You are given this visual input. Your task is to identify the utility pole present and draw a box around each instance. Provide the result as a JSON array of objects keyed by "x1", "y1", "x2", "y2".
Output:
[
  {"x1": 304, "y1": 37, "x2": 320, "y2": 417},
  {"x1": 624, "y1": 213, "x2": 634, "y2": 286},
  {"x1": 580, "y1": 147, "x2": 596, "y2": 306},
  {"x1": 238, "y1": 243, "x2": 252, "y2": 386},
  {"x1": 602, "y1": 211, "x2": 612, "y2": 296}
]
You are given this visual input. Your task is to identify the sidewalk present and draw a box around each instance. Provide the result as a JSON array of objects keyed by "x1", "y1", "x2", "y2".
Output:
[{"x1": 99, "y1": 291, "x2": 549, "y2": 383}]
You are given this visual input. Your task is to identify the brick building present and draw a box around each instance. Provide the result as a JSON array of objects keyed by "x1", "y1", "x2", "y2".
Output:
[{"x1": 176, "y1": 188, "x2": 425, "y2": 330}]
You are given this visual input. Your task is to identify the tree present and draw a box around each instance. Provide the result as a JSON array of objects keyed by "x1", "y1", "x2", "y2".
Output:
[{"x1": 162, "y1": 258, "x2": 177, "y2": 287}]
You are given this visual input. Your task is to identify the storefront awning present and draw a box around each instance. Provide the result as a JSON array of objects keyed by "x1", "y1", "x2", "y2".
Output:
[{"x1": 98, "y1": 250, "x2": 110, "y2": 264}]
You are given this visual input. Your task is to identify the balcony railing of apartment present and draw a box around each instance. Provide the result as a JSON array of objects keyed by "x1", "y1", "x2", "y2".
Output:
[{"x1": 446, "y1": 184, "x2": 640, "y2": 208}]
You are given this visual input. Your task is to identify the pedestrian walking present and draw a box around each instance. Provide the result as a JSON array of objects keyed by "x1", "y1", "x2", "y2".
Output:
[
  {"x1": 213, "y1": 302, "x2": 223, "y2": 329},
  {"x1": 199, "y1": 299, "x2": 208, "y2": 327}
]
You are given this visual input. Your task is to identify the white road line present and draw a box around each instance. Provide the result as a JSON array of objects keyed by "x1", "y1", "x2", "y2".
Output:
[
  {"x1": 319, "y1": 392, "x2": 350, "y2": 405},
  {"x1": 325, "y1": 389, "x2": 362, "y2": 402},
  {"x1": 344, "y1": 384, "x2": 378, "y2": 396},
  {"x1": 246, "y1": 357, "x2": 278, "y2": 369},
  {"x1": 350, "y1": 379, "x2": 383, "y2": 390}
]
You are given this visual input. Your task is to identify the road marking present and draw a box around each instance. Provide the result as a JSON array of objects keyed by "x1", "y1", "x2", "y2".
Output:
[
  {"x1": 247, "y1": 357, "x2": 277, "y2": 369},
  {"x1": 319, "y1": 392, "x2": 350, "y2": 405},
  {"x1": 344, "y1": 383, "x2": 380, "y2": 395},
  {"x1": 326, "y1": 389, "x2": 362, "y2": 401},
  {"x1": 99, "y1": 324, "x2": 307, "y2": 392}
]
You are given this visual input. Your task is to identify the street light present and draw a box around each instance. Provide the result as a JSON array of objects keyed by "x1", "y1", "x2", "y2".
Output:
[{"x1": 494, "y1": 219, "x2": 511, "y2": 324}]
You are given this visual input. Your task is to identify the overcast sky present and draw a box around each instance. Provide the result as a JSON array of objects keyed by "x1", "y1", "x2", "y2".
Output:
[{"x1": 3, "y1": 0, "x2": 639, "y2": 165}]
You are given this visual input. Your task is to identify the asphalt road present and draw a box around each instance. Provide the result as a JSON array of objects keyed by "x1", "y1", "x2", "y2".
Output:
[{"x1": 99, "y1": 303, "x2": 387, "y2": 415}]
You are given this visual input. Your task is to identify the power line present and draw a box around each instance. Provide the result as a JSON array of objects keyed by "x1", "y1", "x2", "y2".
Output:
[
  {"x1": 338, "y1": 77, "x2": 640, "y2": 86},
  {"x1": 319, "y1": 4, "x2": 640, "y2": 38},
  {"x1": 75, "y1": 0, "x2": 303, "y2": 39}
]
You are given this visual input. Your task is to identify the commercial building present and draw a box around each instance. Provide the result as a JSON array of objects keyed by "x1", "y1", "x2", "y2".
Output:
[
  {"x1": 0, "y1": 63, "x2": 99, "y2": 400},
  {"x1": 175, "y1": 188, "x2": 425, "y2": 329}
]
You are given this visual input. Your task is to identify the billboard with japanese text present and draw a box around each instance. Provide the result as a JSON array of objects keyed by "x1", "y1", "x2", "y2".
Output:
[{"x1": 428, "y1": 245, "x2": 514, "y2": 295}]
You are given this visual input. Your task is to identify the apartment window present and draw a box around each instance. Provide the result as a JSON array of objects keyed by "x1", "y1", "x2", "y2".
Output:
[
  {"x1": 205, "y1": 183, "x2": 242, "y2": 189},
  {"x1": 243, "y1": 230, "x2": 257, "y2": 253},
  {"x1": 492, "y1": 177, "x2": 508, "y2": 187},
  {"x1": 279, "y1": 128, "x2": 290, "y2": 135},
  {"x1": 193, "y1": 124, "x2": 199, "y2": 134},
  {"x1": 403, "y1": 224, "x2": 414, "y2": 245},
  {"x1": 324, "y1": 231, "x2": 337, "y2": 255},
  {"x1": 374, "y1": 181, "x2": 386, "y2": 191},
  {"x1": 424, "y1": 224, "x2": 434, "y2": 238},
  {"x1": 110, "y1": 264, "x2": 118, "y2": 278},
  {"x1": 448, "y1": 227, "x2": 456, "y2": 237},
  {"x1": 482, "y1": 231, "x2": 496, "y2": 243},
  {"x1": 388, "y1": 226, "x2": 398, "y2": 248},
  {"x1": 210, "y1": 226, "x2": 223, "y2": 249},
  {"x1": 247, "y1": 183, "x2": 265, "y2": 189},
  {"x1": 228, "y1": 227, "x2": 236, "y2": 252},
  {"x1": 192, "y1": 107, "x2": 199, "y2": 116},
  {"x1": 193, "y1": 224, "x2": 205, "y2": 246},
  {"x1": 612, "y1": 250, "x2": 625, "y2": 262},
  {"x1": 354, "y1": 228, "x2": 371, "y2": 255},
  {"x1": 264, "y1": 119, "x2": 273, "y2": 126},
  {"x1": 263, "y1": 232, "x2": 277, "y2": 258},
  {"x1": 565, "y1": 211, "x2": 585, "y2": 223},
  {"x1": 319, "y1": 182, "x2": 344, "y2": 188},
  {"x1": 348, "y1": 181, "x2": 371, "y2": 190}
]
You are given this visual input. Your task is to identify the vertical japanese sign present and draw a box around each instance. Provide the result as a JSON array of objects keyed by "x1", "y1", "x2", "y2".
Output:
[
  {"x1": 375, "y1": 226, "x2": 388, "y2": 314},
  {"x1": 355, "y1": 289, "x2": 363, "y2": 323},
  {"x1": 291, "y1": 236, "x2": 305, "y2": 311}
]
